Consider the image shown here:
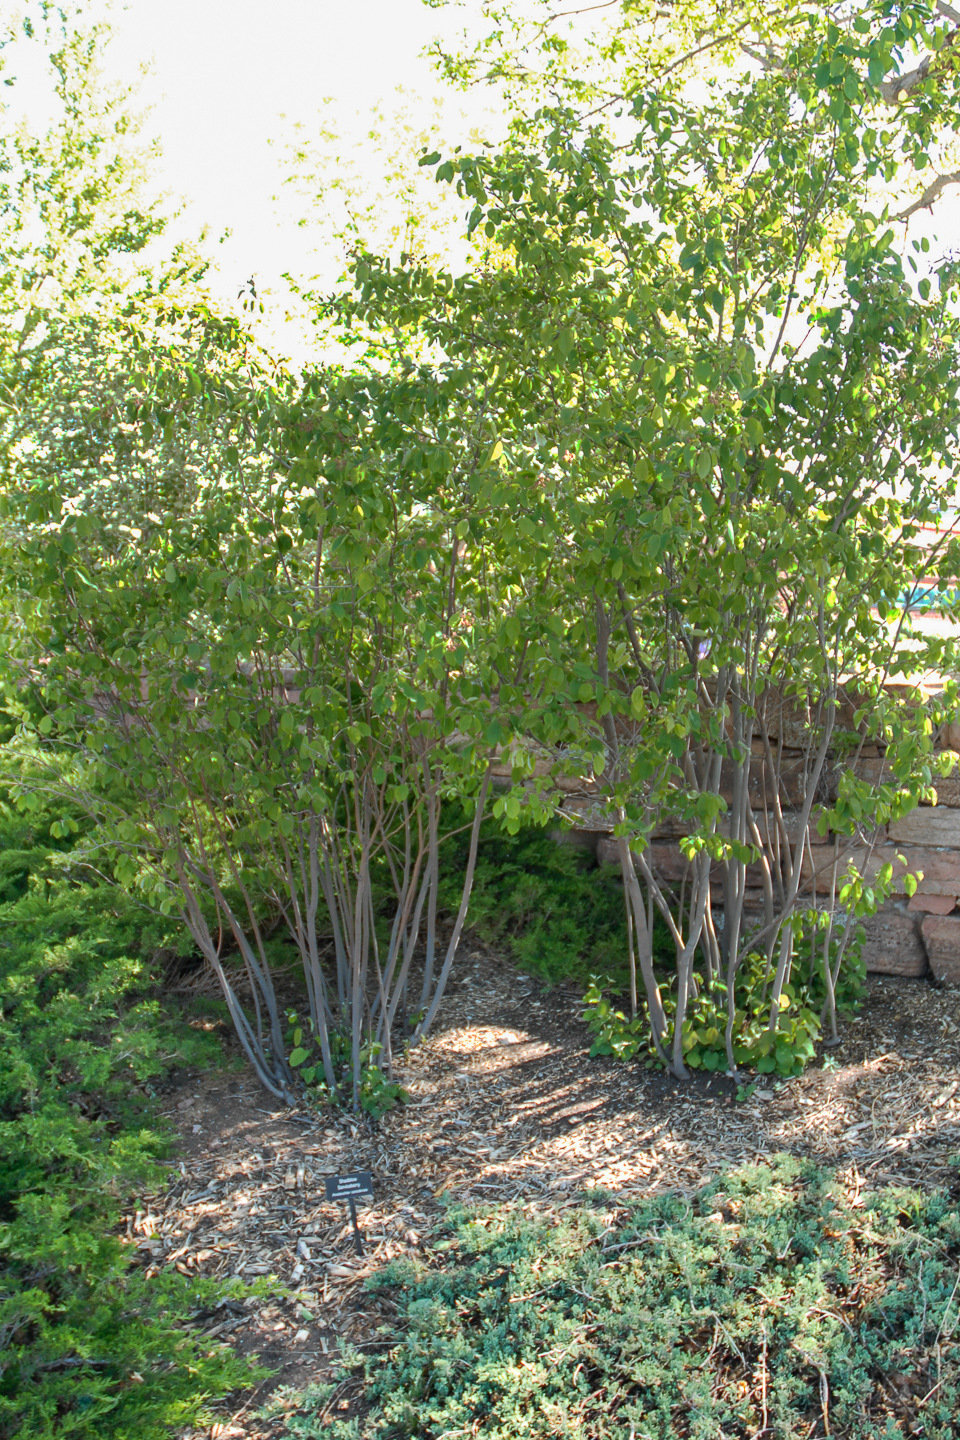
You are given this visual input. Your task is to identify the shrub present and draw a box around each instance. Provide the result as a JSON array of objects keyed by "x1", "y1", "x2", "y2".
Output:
[
  {"x1": 284, "y1": 1013, "x2": 409, "y2": 1119},
  {"x1": 440, "y1": 819, "x2": 864, "y2": 1079},
  {"x1": 437, "y1": 818, "x2": 667, "y2": 989},
  {"x1": 278, "y1": 1156, "x2": 960, "y2": 1439},
  {"x1": 0, "y1": 767, "x2": 262, "y2": 1439},
  {"x1": 584, "y1": 915, "x2": 866, "y2": 1078}
]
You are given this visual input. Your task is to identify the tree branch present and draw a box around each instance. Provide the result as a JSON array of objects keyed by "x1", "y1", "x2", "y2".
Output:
[
  {"x1": 882, "y1": 56, "x2": 935, "y2": 102},
  {"x1": 545, "y1": 0, "x2": 619, "y2": 20},
  {"x1": 740, "y1": 42, "x2": 788, "y2": 73},
  {"x1": 882, "y1": 7, "x2": 960, "y2": 103},
  {"x1": 896, "y1": 166, "x2": 960, "y2": 219}
]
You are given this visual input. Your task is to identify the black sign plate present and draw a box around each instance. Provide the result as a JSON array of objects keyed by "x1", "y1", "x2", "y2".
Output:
[{"x1": 325, "y1": 1171, "x2": 373, "y2": 1203}]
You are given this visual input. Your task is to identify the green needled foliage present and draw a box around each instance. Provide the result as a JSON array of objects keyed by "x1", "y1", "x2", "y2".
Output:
[
  {"x1": 0, "y1": 750, "x2": 261, "y2": 1440},
  {"x1": 273, "y1": 1157, "x2": 960, "y2": 1440},
  {"x1": 437, "y1": 818, "x2": 649, "y2": 988}
]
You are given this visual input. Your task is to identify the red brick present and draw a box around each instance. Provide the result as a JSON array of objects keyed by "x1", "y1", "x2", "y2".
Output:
[
  {"x1": 889, "y1": 809, "x2": 960, "y2": 847},
  {"x1": 718, "y1": 755, "x2": 814, "y2": 808},
  {"x1": 860, "y1": 845, "x2": 960, "y2": 896},
  {"x1": 942, "y1": 721, "x2": 960, "y2": 751},
  {"x1": 922, "y1": 774, "x2": 960, "y2": 808},
  {"x1": 800, "y1": 837, "x2": 884, "y2": 896},
  {"x1": 850, "y1": 757, "x2": 888, "y2": 786},
  {"x1": 846, "y1": 759, "x2": 960, "y2": 808},
  {"x1": 562, "y1": 796, "x2": 614, "y2": 831}
]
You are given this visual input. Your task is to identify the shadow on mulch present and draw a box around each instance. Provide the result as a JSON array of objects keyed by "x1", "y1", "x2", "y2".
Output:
[{"x1": 137, "y1": 956, "x2": 959, "y2": 1439}]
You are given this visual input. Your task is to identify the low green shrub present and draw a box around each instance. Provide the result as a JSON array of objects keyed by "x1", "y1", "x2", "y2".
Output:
[
  {"x1": 440, "y1": 817, "x2": 865, "y2": 1079},
  {"x1": 584, "y1": 911, "x2": 867, "y2": 1078},
  {"x1": 273, "y1": 1156, "x2": 960, "y2": 1439},
  {"x1": 437, "y1": 818, "x2": 665, "y2": 988},
  {"x1": 0, "y1": 761, "x2": 263, "y2": 1439},
  {"x1": 284, "y1": 1013, "x2": 409, "y2": 1118}
]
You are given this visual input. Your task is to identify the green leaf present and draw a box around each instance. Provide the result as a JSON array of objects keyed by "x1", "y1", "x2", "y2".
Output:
[{"x1": 557, "y1": 327, "x2": 575, "y2": 357}]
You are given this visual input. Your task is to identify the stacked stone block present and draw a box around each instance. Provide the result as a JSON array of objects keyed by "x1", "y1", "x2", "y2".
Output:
[
  {"x1": 491, "y1": 701, "x2": 960, "y2": 984},
  {"x1": 559, "y1": 765, "x2": 960, "y2": 987}
]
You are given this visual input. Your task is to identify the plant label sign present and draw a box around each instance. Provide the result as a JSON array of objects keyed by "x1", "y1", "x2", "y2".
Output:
[
  {"x1": 325, "y1": 1172, "x2": 374, "y2": 1255},
  {"x1": 324, "y1": 1172, "x2": 373, "y2": 1203}
]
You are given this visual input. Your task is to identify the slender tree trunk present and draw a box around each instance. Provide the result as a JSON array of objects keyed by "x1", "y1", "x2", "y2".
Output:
[{"x1": 413, "y1": 773, "x2": 490, "y2": 1042}]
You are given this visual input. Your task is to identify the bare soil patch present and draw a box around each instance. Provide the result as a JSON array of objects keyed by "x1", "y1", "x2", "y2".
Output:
[{"x1": 127, "y1": 953, "x2": 960, "y2": 1439}]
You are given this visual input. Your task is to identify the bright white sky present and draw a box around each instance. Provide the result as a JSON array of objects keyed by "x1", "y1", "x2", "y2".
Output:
[
  {"x1": 109, "y1": 1, "x2": 959, "y2": 287},
  {"x1": 101, "y1": 0, "x2": 494, "y2": 355}
]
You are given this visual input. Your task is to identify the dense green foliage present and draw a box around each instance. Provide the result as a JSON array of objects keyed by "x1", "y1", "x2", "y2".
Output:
[
  {"x1": 5, "y1": 0, "x2": 960, "y2": 1106},
  {"x1": 7, "y1": 4, "x2": 960, "y2": 1435},
  {"x1": 437, "y1": 820, "x2": 642, "y2": 988},
  {"x1": 584, "y1": 919, "x2": 867, "y2": 1077},
  {"x1": 327, "y1": 0, "x2": 960, "y2": 1078},
  {"x1": 4, "y1": 276, "x2": 515, "y2": 1102},
  {"x1": 276, "y1": 1157, "x2": 960, "y2": 1439},
  {"x1": 0, "y1": 757, "x2": 261, "y2": 1440}
]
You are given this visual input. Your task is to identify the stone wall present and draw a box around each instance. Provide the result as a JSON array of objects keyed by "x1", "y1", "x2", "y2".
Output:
[{"x1": 518, "y1": 736, "x2": 960, "y2": 986}]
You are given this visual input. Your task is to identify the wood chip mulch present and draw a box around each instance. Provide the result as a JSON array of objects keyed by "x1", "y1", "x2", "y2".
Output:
[{"x1": 123, "y1": 954, "x2": 960, "y2": 1439}]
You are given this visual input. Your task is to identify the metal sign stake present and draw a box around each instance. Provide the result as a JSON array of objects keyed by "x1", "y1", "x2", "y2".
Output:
[{"x1": 347, "y1": 1197, "x2": 363, "y2": 1255}]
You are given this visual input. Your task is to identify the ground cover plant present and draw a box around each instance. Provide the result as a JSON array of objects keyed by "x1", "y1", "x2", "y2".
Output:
[
  {"x1": 583, "y1": 916, "x2": 868, "y2": 1078},
  {"x1": 275, "y1": 1155, "x2": 960, "y2": 1440},
  {"x1": 0, "y1": 750, "x2": 262, "y2": 1440}
]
